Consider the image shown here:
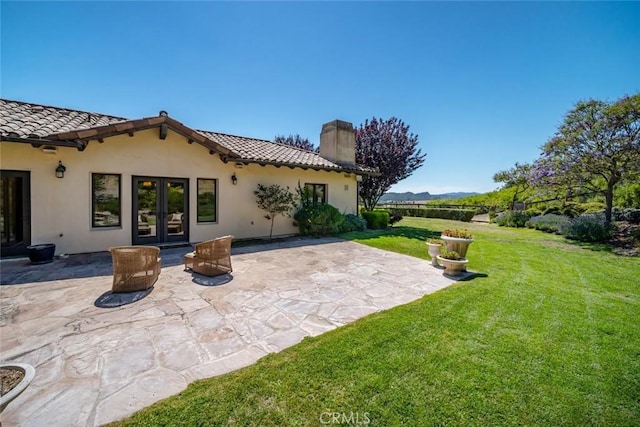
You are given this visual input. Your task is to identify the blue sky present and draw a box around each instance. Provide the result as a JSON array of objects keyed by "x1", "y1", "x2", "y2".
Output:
[{"x1": 2, "y1": 2, "x2": 639, "y2": 194}]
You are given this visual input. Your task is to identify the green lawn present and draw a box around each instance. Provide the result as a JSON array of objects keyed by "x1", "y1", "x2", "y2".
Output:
[{"x1": 112, "y1": 218, "x2": 640, "y2": 426}]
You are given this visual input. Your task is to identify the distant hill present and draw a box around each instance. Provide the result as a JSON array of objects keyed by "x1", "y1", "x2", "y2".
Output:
[{"x1": 379, "y1": 191, "x2": 480, "y2": 202}]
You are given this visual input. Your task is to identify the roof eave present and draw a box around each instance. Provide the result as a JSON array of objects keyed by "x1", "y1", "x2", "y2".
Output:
[
  {"x1": 46, "y1": 116, "x2": 238, "y2": 157},
  {"x1": 228, "y1": 157, "x2": 380, "y2": 175},
  {"x1": 0, "y1": 135, "x2": 86, "y2": 150},
  {"x1": 1, "y1": 116, "x2": 240, "y2": 156}
]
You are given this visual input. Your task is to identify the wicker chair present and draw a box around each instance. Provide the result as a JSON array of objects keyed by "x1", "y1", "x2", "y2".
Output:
[
  {"x1": 167, "y1": 213, "x2": 184, "y2": 234},
  {"x1": 109, "y1": 246, "x2": 161, "y2": 293},
  {"x1": 184, "y1": 235, "x2": 233, "y2": 277}
]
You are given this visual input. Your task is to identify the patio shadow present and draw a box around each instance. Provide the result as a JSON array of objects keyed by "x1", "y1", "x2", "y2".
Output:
[
  {"x1": 0, "y1": 237, "x2": 346, "y2": 286},
  {"x1": 191, "y1": 273, "x2": 234, "y2": 286},
  {"x1": 340, "y1": 226, "x2": 441, "y2": 242},
  {"x1": 94, "y1": 288, "x2": 154, "y2": 308}
]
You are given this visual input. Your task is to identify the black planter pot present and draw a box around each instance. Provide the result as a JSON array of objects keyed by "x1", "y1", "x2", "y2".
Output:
[{"x1": 26, "y1": 244, "x2": 56, "y2": 265}]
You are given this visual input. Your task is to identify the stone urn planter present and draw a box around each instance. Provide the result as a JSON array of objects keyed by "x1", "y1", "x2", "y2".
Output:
[
  {"x1": 426, "y1": 241, "x2": 443, "y2": 267},
  {"x1": 26, "y1": 243, "x2": 56, "y2": 265},
  {"x1": 0, "y1": 363, "x2": 36, "y2": 413},
  {"x1": 436, "y1": 255, "x2": 469, "y2": 277},
  {"x1": 440, "y1": 230, "x2": 474, "y2": 259}
]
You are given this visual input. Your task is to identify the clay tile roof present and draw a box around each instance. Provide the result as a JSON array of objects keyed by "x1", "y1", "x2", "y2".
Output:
[
  {"x1": 0, "y1": 99, "x2": 376, "y2": 174},
  {"x1": 0, "y1": 99, "x2": 128, "y2": 139},
  {"x1": 197, "y1": 129, "x2": 365, "y2": 172}
]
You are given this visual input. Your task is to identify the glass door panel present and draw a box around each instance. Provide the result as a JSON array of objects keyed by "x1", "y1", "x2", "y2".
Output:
[
  {"x1": 136, "y1": 179, "x2": 159, "y2": 241},
  {"x1": 166, "y1": 180, "x2": 185, "y2": 239},
  {"x1": 133, "y1": 176, "x2": 188, "y2": 245},
  {"x1": 1, "y1": 170, "x2": 30, "y2": 257}
]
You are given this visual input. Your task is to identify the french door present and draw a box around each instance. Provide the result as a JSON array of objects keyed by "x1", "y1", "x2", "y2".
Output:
[
  {"x1": 132, "y1": 176, "x2": 189, "y2": 245},
  {"x1": 0, "y1": 170, "x2": 31, "y2": 257}
]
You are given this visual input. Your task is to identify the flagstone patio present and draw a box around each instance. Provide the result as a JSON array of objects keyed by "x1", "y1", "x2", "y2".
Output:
[{"x1": 0, "y1": 237, "x2": 462, "y2": 426}]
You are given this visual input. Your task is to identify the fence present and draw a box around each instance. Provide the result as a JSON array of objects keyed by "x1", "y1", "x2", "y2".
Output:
[{"x1": 377, "y1": 202, "x2": 488, "y2": 211}]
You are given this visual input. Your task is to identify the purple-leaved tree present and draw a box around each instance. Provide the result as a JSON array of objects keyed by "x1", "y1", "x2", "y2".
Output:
[
  {"x1": 274, "y1": 134, "x2": 318, "y2": 152},
  {"x1": 530, "y1": 93, "x2": 640, "y2": 224},
  {"x1": 355, "y1": 117, "x2": 426, "y2": 211}
]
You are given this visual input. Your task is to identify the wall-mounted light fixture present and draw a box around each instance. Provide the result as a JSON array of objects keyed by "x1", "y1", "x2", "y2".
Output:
[
  {"x1": 42, "y1": 146, "x2": 57, "y2": 154},
  {"x1": 231, "y1": 173, "x2": 238, "y2": 185},
  {"x1": 55, "y1": 161, "x2": 66, "y2": 179},
  {"x1": 356, "y1": 175, "x2": 363, "y2": 182}
]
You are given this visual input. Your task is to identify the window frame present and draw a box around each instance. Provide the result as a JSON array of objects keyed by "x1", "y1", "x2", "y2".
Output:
[
  {"x1": 91, "y1": 173, "x2": 122, "y2": 228},
  {"x1": 197, "y1": 178, "x2": 218, "y2": 223},
  {"x1": 304, "y1": 183, "x2": 327, "y2": 205}
]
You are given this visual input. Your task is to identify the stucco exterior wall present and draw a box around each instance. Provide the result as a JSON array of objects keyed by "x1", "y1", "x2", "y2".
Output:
[{"x1": 1, "y1": 129, "x2": 358, "y2": 255}]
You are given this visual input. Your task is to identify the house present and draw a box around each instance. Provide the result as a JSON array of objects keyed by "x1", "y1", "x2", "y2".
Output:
[{"x1": 0, "y1": 99, "x2": 374, "y2": 257}]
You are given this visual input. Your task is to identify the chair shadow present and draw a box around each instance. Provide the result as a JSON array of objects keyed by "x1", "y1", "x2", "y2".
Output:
[
  {"x1": 94, "y1": 288, "x2": 154, "y2": 308},
  {"x1": 190, "y1": 272, "x2": 234, "y2": 287}
]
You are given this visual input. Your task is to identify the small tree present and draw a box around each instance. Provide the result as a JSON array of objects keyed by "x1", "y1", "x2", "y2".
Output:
[
  {"x1": 530, "y1": 93, "x2": 640, "y2": 224},
  {"x1": 493, "y1": 162, "x2": 532, "y2": 210},
  {"x1": 355, "y1": 117, "x2": 426, "y2": 211},
  {"x1": 274, "y1": 134, "x2": 318, "y2": 152},
  {"x1": 254, "y1": 184, "x2": 296, "y2": 241}
]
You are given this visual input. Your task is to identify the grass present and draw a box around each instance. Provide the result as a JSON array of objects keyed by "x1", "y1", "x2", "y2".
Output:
[{"x1": 112, "y1": 218, "x2": 640, "y2": 426}]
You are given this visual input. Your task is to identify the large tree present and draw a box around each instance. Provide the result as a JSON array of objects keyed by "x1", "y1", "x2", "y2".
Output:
[
  {"x1": 274, "y1": 134, "x2": 318, "y2": 152},
  {"x1": 493, "y1": 162, "x2": 532, "y2": 210},
  {"x1": 355, "y1": 117, "x2": 426, "y2": 211},
  {"x1": 530, "y1": 93, "x2": 640, "y2": 224}
]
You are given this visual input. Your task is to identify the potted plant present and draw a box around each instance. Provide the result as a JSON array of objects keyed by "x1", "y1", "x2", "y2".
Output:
[
  {"x1": 426, "y1": 238, "x2": 443, "y2": 266},
  {"x1": 26, "y1": 243, "x2": 56, "y2": 264},
  {"x1": 440, "y1": 229, "x2": 474, "y2": 258},
  {"x1": 436, "y1": 251, "x2": 469, "y2": 276},
  {"x1": 0, "y1": 363, "x2": 36, "y2": 413}
]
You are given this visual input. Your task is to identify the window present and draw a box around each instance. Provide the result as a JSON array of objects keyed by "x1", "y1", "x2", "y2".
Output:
[
  {"x1": 305, "y1": 183, "x2": 327, "y2": 204},
  {"x1": 92, "y1": 173, "x2": 121, "y2": 227},
  {"x1": 197, "y1": 178, "x2": 217, "y2": 222}
]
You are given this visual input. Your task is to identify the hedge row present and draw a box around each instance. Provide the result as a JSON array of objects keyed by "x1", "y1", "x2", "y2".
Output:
[
  {"x1": 386, "y1": 207, "x2": 476, "y2": 222},
  {"x1": 501, "y1": 211, "x2": 614, "y2": 242}
]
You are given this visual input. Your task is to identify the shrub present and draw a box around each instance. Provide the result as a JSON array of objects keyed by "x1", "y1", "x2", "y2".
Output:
[
  {"x1": 612, "y1": 208, "x2": 640, "y2": 224},
  {"x1": 579, "y1": 202, "x2": 606, "y2": 214},
  {"x1": 525, "y1": 214, "x2": 571, "y2": 234},
  {"x1": 294, "y1": 203, "x2": 345, "y2": 236},
  {"x1": 524, "y1": 207, "x2": 544, "y2": 217},
  {"x1": 440, "y1": 250, "x2": 463, "y2": 260},
  {"x1": 361, "y1": 210, "x2": 390, "y2": 229},
  {"x1": 386, "y1": 207, "x2": 476, "y2": 222},
  {"x1": 441, "y1": 229, "x2": 473, "y2": 239},
  {"x1": 387, "y1": 211, "x2": 403, "y2": 225},
  {"x1": 560, "y1": 213, "x2": 614, "y2": 242},
  {"x1": 541, "y1": 203, "x2": 581, "y2": 218},
  {"x1": 339, "y1": 214, "x2": 367, "y2": 233},
  {"x1": 495, "y1": 211, "x2": 531, "y2": 228}
]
